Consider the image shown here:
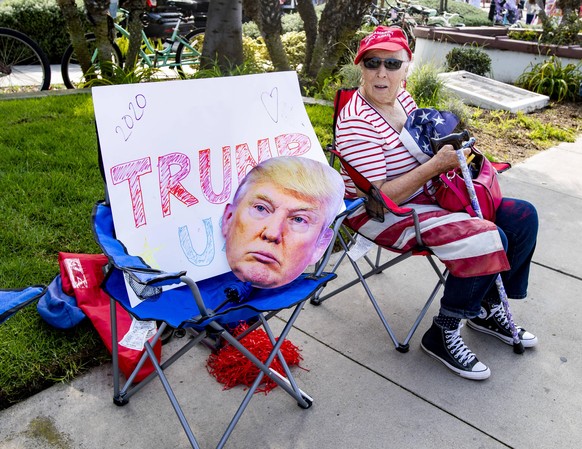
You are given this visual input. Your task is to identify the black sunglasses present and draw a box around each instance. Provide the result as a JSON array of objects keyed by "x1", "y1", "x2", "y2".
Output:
[{"x1": 362, "y1": 57, "x2": 404, "y2": 71}]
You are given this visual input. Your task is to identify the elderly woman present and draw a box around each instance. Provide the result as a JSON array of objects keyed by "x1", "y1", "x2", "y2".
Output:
[{"x1": 335, "y1": 26, "x2": 538, "y2": 380}]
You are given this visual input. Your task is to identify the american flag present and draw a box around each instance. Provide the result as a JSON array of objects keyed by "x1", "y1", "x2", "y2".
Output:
[{"x1": 399, "y1": 108, "x2": 459, "y2": 164}]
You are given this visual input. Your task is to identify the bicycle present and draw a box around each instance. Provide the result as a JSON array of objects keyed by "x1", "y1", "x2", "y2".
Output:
[
  {"x1": 0, "y1": 27, "x2": 51, "y2": 93},
  {"x1": 362, "y1": 1, "x2": 419, "y2": 51},
  {"x1": 61, "y1": 7, "x2": 204, "y2": 89},
  {"x1": 362, "y1": 3, "x2": 390, "y2": 26},
  {"x1": 384, "y1": 2, "x2": 419, "y2": 51},
  {"x1": 427, "y1": 11, "x2": 465, "y2": 27},
  {"x1": 396, "y1": 0, "x2": 438, "y2": 26}
]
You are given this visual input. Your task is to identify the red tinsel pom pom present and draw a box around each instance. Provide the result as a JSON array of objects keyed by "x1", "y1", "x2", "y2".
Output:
[{"x1": 206, "y1": 322, "x2": 304, "y2": 394}]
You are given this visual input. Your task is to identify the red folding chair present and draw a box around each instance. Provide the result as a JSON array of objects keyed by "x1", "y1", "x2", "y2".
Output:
[{"x1": 311, "y1": 88, "x2": 447, "y2": 353}]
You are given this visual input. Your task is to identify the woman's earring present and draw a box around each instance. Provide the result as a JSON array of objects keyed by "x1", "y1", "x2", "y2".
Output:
[{"x1": 402, "y1": 79, "x2": 407, "y2": 89}]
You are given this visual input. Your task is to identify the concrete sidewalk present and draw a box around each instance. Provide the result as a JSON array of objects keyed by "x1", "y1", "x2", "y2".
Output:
[{"x1": 1, "y1": 137, "x2": 581, "y2": 449}]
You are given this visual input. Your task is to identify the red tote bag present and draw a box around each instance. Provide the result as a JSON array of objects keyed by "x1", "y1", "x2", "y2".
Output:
[{"x1": 58, "y1": 252, "x2": 162, "y2": 382}]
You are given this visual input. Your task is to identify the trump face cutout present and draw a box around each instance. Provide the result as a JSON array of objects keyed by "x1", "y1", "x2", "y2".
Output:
[{"x1": 221, "y1": 157, "x2": 344, "y2": 289}]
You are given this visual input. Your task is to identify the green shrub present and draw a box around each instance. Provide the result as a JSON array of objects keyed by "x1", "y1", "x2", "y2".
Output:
[
  {"x1": 242, "y1": 20, "x2": 261, "y2": 40},
  {"x1": 338, "y1": 63, "x2": 361, "y2": 89},
  {"x1": 282, "y1": 30, "x2": 306, "y2": 70},
  {"x1": 407, "y1": 61, "x2": 446, "y2": 107},
  {"x1": 79, "y1": 63, "x2": 161, "y2": 87},
  {"x1": 406, "y1": 61, "x2": 470, "y2": 124},
  {"x1": 516, "y1": 55, "x2": 582, "y2": 102},
  {"x1": 442, "y1": 95, "x2": 472, "y2": 130},
  {"x1": 282, "y1": 3, "x2": 324, "y2": 32},
  {"x1": 445, "y1": 45, "x2": 491, "y2": 76},
  {"x1": 507, "y1": 29, "x2": 540, "y2": 42},
  {"x1": 539, "y1": 12, "x2": 582, "y2": 46},
  {"x1": 243, "y1": 5, "x2": 323, "y2": 37},
  {"x1": 0, "y1": 0, "x2": 79, "y2": 64},
  {"x1": 315, "y1": 74, "x2": 344, "y2": 101},
  {"x1": 242, "y1": 35, "x2": 272, "y2": 72},
  {"x1": 282, "y1": 10, "x2": 306, "y2": 33}
]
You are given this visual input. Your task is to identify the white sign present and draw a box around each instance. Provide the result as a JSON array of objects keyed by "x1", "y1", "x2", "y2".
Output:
[{"x1": 92, "y1": 72, "x2": 329, "y2": 288}]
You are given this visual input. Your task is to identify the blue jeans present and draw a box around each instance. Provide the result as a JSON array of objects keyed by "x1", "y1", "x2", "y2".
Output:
[{"x1": 440, "y1": 198, "x2": 538, "y2": 319}]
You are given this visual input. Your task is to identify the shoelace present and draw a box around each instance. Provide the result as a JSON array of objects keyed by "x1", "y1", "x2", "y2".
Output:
[
  {"x1": 444, "y1": 323, "x2": 476, "y2": 366},
  {"x1": 490, "y1": 303, "x2": 510, "y2": 329}
]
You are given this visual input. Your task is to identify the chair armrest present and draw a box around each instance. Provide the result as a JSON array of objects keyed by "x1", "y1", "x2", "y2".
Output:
[
  {"x1": 92, "y1": 201, "x2": 186, "y2": 289},
  {"x1": 375, "y1": 187, "x2": 414, "y2": 217},
  {"x1": 93, "y1": 201, "x2": 223, "y2": 317}
]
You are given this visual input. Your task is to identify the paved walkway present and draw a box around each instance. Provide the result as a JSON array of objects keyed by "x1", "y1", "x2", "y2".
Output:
[{"x1": 1, "y1": 137, "x2": 581, "y2": 449}]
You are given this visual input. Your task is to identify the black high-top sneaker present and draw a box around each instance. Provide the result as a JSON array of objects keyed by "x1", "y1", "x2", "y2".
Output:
[
  {"x1": 467, "y1": 302, "x2": 538, "y2": 348},
  {"x1": 421, "y1": 319, "x2": 491, "y2": 380}
]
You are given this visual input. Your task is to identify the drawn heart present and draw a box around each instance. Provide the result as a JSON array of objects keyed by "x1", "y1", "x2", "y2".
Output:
[{"x1": 261, "y1": 87, "x2": 279, "y2": 123}]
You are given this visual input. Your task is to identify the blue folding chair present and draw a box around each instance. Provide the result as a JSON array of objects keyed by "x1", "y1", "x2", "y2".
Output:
[
  {"x1": 92, "y1": 196, "x2": 353, "y2": 449},
  {"x1": 0, "y1": 286, "x2": 46, "y2": 325}
]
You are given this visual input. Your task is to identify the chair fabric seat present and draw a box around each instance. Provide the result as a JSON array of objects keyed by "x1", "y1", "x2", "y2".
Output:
[{"x1": 104, "y1": 267, "x2": 335, "y2": 329}]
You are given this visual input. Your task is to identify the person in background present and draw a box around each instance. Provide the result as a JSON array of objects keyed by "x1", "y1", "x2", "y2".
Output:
[{"x1": 525, "y1": 0, "x2": 539, "y2": 24}]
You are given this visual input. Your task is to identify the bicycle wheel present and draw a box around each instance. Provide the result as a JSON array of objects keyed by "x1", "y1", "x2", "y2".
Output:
[
  {"x1": 0, "y1": 27, "x2": 51, "y2": 93},
  {"x1": 175, "y1": 29, "x2": 204, "y2": 78},
  {"x1": 401, "y1": 22, "x2": 416, "y2": 52},
  {"x1": 61, "y1": 34, "x2": 123, "y2": 89}
]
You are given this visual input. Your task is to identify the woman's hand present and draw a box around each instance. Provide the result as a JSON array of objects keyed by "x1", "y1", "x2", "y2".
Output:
[
  {"x1": 431, "y1": 144, "x2": 472, "y2": 174},
  {"x1": 374, "y1": 144, "x2": 471, "y2": 205}
]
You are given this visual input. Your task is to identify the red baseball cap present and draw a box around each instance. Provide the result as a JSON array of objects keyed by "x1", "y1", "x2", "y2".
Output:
[{"x1": 354, "y1": 26, "x2": 413, "y2": 64}]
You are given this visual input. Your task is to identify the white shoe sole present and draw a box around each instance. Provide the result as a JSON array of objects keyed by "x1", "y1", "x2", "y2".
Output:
[
  {"x1": 421, "y1": 342, "x2": 491, "y2": 380},
  {"x1": 466, "y1": 320, "x2": 538, "y2": 348}
]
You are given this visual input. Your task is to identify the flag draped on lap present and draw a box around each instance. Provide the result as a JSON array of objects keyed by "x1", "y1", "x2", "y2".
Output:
[{"x1": 344, "y1": 107, "x2": 510, "y2": 277}]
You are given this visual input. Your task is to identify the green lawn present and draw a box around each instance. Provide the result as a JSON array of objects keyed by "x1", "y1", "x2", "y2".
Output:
[
  {"x1": 0, "y1": 91, "x2": 334, "y2": 410},
  {"x1": 0, "y1": 93, "x2": 110, "y2": 409}
]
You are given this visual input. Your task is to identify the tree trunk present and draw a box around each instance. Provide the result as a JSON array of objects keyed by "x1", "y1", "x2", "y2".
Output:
[
  {"x1": 535, "y1": 0, "x2": 547, "y2": 20},
  {"x1": 295, "y1": 0, "x2": 317, "y2": 73},
  {"x1": 85, "y1": 0, "x2": 115, "y2": 75},
  {"x1": 242, "y1": 0, "x2": 260, "y2": 24},
  {"x1": 259, "y1": 0, "x2": 290, "y2": 71},
  {"x1": 202, "y1": 0, "x2": 244, "y2": 72},
  {"x1": 309, "y1": 0, "x2": 369, "y2": 85},
  {"x1": 123, "y1": 0, "x2": 147, "y2": 70},
  {"x1": 557, "y1": 0, "x2": 580, "y2": 15},
  {"x1": 57, "y1": 0, "x2": 93, "y2": 73}
]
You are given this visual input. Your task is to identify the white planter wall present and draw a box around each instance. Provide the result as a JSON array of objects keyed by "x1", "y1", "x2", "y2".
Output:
[{"x1": 414, "y1": 37, "x2": 580, "y2": 84}]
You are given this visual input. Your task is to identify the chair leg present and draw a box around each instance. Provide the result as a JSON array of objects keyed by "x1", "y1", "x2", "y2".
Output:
[
  {"x1": 211, "y1": 303, "x2": 311, "y2": 406},
  {"x1": 311, "y1": 230, "x2": 381, "y2": 305},
  {"x1": 312, "y1": 248, "x2": 447, "y2": 352},
  {"x1": 143, "y1": 340, "x2": 202, "y2": 449},
  {"x1": 212, "y1": 302, "x2": 312, "y2": 448},
  {"x1": 399, "y1": 262, "x2": 447, "y2": 352},
  {"x1": 109, "y1": 302, "x2": 312, "y2": 449},
  {"x1": 258, "y1": 315, "x2": 313, "y2": 406},
  {"x1": 110, "y1": 296, "x2": 123, "y2": 405},
  {"x1": 114, "y1": 326, "x2": 206, "y2": 404}
]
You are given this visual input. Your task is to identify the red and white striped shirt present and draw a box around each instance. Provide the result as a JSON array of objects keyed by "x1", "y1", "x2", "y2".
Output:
[
  {"x1": 334, "y1": 89, "x2": 509, "y2": 278},
  {"x1": 335, "y1": 89, "x2": 419, "y2": 199}
]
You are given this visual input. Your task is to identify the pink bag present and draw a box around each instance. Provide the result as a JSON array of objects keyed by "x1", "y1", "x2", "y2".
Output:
[{"x1": 434, "y1": 151, "x2": 504, "y2": 222}]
